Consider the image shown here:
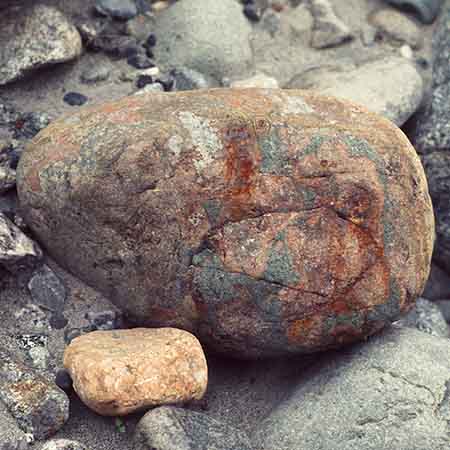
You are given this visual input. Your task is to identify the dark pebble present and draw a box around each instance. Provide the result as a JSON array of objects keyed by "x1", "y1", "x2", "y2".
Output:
[
  {"x1": 50, "y1": 313, "x2": 68, "y2": 330},
  {"x1": 64, "y1": 328, "x2": 82, "y2": 345},
  {"x1": 136, "y1": 75, "x2": 153, "y2": 89},
  {"x1": 55, "y1": 368, "x2": 73, "y2": 392},
  {"x1": 244, "y1": 4, "x2": 260, "y2": 22},
  {"x1": 127, "y1": 53, "x2": 155, "y2": 69},
  {"x1": 145, "y1": 33, "x2": 157, "y2": 48},
  {"x1": 63, "y1": 92, "x2": 88, "y2": 106},
  {"x1": 156, "y1": 75, "x2": 175, "y2": 92},
  {"x1": 145, "y1": 47, "x2": 154, "y2": 59}
]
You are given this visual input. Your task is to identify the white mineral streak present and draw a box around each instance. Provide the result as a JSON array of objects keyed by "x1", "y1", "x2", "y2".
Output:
[{"x1": 178, "y1": 111, "x2": 221, "y2": 172}]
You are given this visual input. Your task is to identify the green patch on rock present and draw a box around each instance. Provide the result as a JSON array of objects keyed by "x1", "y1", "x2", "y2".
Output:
[
  {"x1": 263, "y1": 230, "x2": 300, "y2": 287},
  {"x1": 302, "y1": 135, "x2": 327, "y2": 157},
  {"x1": 259, "y1": 127, "x2": 292, "y2": 176}
]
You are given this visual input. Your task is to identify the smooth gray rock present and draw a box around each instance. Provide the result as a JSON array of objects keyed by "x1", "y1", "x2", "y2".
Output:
[
  {"x1": 153, "y1": 0, "x2": 253, "y2": 83},
  {"x1": 423, "y1": 263, "x2": 450, "y2": 300},
  {"x1": 134, "y1": 406, "x2": 254, "y2": 450},
  {"x1": 0, "y1": 213, "x2": 42, "y2": 274},
  {"x1": 385, "y1": 0, "x2": 444, "y2": 24},
  {"x1": 255, "y1": 326, "x2": 450, "y2": 450},
  {"x1": 286, "y1": 57, "x2": 423, "y2": 126},
  {"x1": 396, "y1": 297, "x2": 450, "y2": 337},
  {"x1": 41, "y1": 439, "x2": 88, "y2": 450},
  {"x1": 0, "y1": 347, "x2": 69, "y2": 440},
  {"x1": 0, "y1": 5, "x2": 82, "y2": 85},
  {"x1": 308, "y1": 0, "x2": 353, "y2": 48},
  {"x1": 95, "y1": 0, "x2": 137, "y2": 20}
]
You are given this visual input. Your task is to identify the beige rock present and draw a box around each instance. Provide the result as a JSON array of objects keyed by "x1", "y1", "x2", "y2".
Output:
[{"x1": 63, "y1": 328, "x2": 208, "y2": 416}]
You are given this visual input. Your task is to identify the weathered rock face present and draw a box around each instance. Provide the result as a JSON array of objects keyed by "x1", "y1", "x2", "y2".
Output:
[
  {"x1": 17, "y1": 89, "x2": 434, "y2": 358},
  {"x1": 63, "y1": 328, "x2": 207, "y2": 416}
]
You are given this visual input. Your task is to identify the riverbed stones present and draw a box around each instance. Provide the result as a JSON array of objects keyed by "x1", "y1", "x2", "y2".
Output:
[
  {"x1": 17, "y1": 89, "x2": 434, "y2": 358},
  {"x1": 0, "y1": 5, "x2": 82, "y2": 85},
  {"x1": 152, "y1": 0, "x2": 253, "y2": 83},
  {"x1": 63, "y1": 328, "x2": 207, "y2": 415},
  {"x1": 254, "y1": 326, "x2": 450, "y2": 450},
  {"x1": 286, "y1": 57, "x2": 423, "y2": 126}
]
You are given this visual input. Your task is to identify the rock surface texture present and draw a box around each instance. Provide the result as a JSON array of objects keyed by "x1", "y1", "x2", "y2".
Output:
[
  {"x1": 63, "y1": 328, "x2": 207, "y2": 415},
  {"x1": 0, "y1": 5, "x2": 82, "y2": 85},
  {"x1": 134, "y1": 406, "x2": 254, "y2": 450},
  {"x1": 254, "y1": 326, "x2": 450, "y2": 450},
  {"x1": 17, "y1": 89, "x2": 434, "y2": 358}
]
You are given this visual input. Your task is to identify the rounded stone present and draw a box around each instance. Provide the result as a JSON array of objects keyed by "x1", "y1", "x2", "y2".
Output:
[{"x1": 17, "y1": 89, "x2": 434, "y2": 358}]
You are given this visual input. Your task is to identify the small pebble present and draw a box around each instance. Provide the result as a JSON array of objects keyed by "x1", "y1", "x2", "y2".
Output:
[
  {"x1": 400, "y1": 44, "x2": 414, "y2": 59},
  {"x1": 145, "y1": 33, "x2": 157, "y2": 48},
  {"x1": 244, "y1": 4, "x2": 260, "y2": 22},
  {"x1": 63, "y1": 92, "x2": 88, "y2": 106},
  {"x1": 49, "y1": 313, "x2": 68, "y2": 330},
  {"x1": 55, "y1": 369, "x2": 73, "y2": 392},
  {"x1": 136, "y1": 74, "x2": 154, "y2": 89},
  {"x1": 80, "y1": 65, "x2": 111, "y2": 84},
  {"x1": 127, "y1": 53, "x2": 155, "y2": 69}
]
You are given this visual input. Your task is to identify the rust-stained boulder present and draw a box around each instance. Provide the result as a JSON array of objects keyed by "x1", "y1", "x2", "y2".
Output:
[
  {"x1": 63, "y1": 328, "x2": 208, "y2": 416},
  {"x1": 17, "y1": 89, "x2": 434, "y2": 358}
]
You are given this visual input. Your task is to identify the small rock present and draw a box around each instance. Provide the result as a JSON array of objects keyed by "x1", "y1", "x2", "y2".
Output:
[
  {"x1": 0, "y1": 400, "x2": 30, "y2": 450},
  {"x1": 125, "y1": 15, "x2": 156, "y2": 42},
  {"x1": 370, "y1": 8, "x2": 423, "y2": 49},
  {"x1": 255, "y1": 326, "x2": 450, "y2": 450},
  {"x1": 41, "y1": 439, "x2": 88, "y2": 450},
  {"x1": 231, "y1": 73, "x2": 279, "y2": 88},
  {"x1": 0, "y1": 5, "x2": 82, "y2": 85},
  {"x1": 244, "y1": 4, "x2": 261, "y2": 22},
  {"x1": 95, "y1": 0, "x2": 137, "y2": 20},
  {"x1": 136, "y1": 74, "x2": 153, "y2": 89},
  {"x1": 308, "y1": 0, "x2": 353, "y2": 49},
  {"x1": 76, "y1": 22, "x2": 101, "y2": 46},
  {"x1": 385, "y1": 0, "x2": 444, "y2": 24},
  {"x1": 49, "y1": 313, "x2": 68, "y2": 330},
  {"x1": 145, "y1": 33, "x2": 157, "y2": 48},
  {"x1": 396, "y1": 297, "x2": 450, "y2": 338},
  {"x1": 127, "y1": 53, "x2": 155, "y2": 69},
  {"x1": 63, "y1": 328, "x2": 208, "y2": 415},
  {"x1": 153, "y1": 0, "x2": 253, "y2": 82},
  {"x1": 0, "y1": 213, "x2": 42, "y2": 274},
  {"x1": 80, "y1": 65, "x2": 111, "y2": 84},
  {"x1": 16, "y1": 333, "x2": 50, "y2": 371},
  {"x1": 28, "y1": 265, "x2": 66, "y2": 315},
  {"x1": 85, "y1": 310, "x2": 123, "y2": 331},
  {"x1": 286, "y1": 57, "x2": 423, "y2": 126},
  {"x1": 134, "y1": 83, "x2": 165, "y2": 94},
  {"x1": 92, "y1": 34, "x2": 139, "y2": 58},
  {"x1": 423, "y1": 263, "x2": 450, "y2": 300},
  {"x1": 55, "y1": 369, "x2": 73, "y2": 392},
  {"x1": 400, "y1": 44, "x2": 414, "y2": 59},
  {"x1": 134, "y1": 406, "x2": 254, "y2": 450},
  {"x1": 170, "y1": 67, "x2": 213, "y2": 91},
  {"x1": 0, "y1": 347, "x2": 69, "y2": 440},
  {"x1": 63, "y1": 92, "x2": 88, "y2": 106},
  {"x1": 152, "y1": 1, "x2": 170, "y2": 13},
  {"x1": 13, "y1": 112, "x2": 51, "y2": 140}
]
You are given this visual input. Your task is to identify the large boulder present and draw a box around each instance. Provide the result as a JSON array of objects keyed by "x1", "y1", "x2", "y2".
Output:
[{"x1": 17, "y1": 89, "x2": 434, "y2": 358}]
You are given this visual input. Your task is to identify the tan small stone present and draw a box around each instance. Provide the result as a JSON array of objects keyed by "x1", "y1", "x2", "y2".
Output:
[{"x1": 63, "y1": 328, "x2": 208, "y2": 416}]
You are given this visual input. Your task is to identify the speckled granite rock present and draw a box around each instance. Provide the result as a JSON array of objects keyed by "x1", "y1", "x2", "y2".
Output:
[
  {"x1": 0, "y1": 5, "x2": 82, "y2": 85},
  {"x1": 17, "y1": 89, "x2": 434, "y2": 358},
  {"x1": 134, "y1": 406, "x2": 253, "y2": 450},
  {"x1": 254, "y1": 326, "x2": 450, "y2": 450},
  {"x1": 0, "y1": 347, "x2": 69, "y2": 440},
  {"x1": 63, "y1": 328, "x2": 207, "y2": 416}
]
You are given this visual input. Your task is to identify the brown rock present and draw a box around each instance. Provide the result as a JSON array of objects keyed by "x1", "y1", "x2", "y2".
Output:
[
  {"x1": 17, "y1": 89, "x2": 434, "y2": 358},
  {"x1": 63, "y1": 328, "x2": 208, "y2": 416}
]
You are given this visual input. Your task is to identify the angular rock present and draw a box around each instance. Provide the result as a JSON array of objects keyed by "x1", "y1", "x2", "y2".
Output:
[
  {"x1": 63, "y1": 328, "x2": 208, "y2": 415},
  {"x1": 0, "y1": 5, "x2": 82, "y2": 85},
  {"x1": 41, "y1": 439, "x2": 88, "y2": 450},
  {"x1": 370, "y1": 8, "x2": 423, "y2": 49},
  {"x1": 95, "y1": 0, "x2": 137, "y2": 20},
  {"x1": 385, "y1": 0, "x2": 444, "y2": 24},
  {"x1": 308, "y1": 0, "x2": 353, "y2": 49},
  {"x1": 423, "y1": 263, "x2": 450, "y2": 300},
  {"x1": 396, "y1": 297, "x2": 449, "y2": 337},
  {"x1": 17, "y1": 89, "x2": 434, "y2": 358},
  {"x1": 230, "y1": 73, "x2": 279, "y2": 89},
  {"x1": 254, "y1": 326, "x2": 450, "y2": 450},
  {"x1": 134, "y1": 406, "x2": 253, "y2": 450},
  {"x1": 0, "y1": 212, "x2": 42, "y2": 274},
  {"x1": 286, "y1": 57, "x2": 423, "y2": 126},
  {"x1": 0, "y1": 347, "x2": 69, "y2": 440},
  {"x1": 153, "y1": 0, "x2": 253, "y2": 82},
  {"x1": 27, "y1": 265, "x2": 66, "y2": 315}
]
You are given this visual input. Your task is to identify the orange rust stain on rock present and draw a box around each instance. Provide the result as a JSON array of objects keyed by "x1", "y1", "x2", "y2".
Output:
[{"x1": 287, "y1": 317, "x2": 322, "y2": 345}]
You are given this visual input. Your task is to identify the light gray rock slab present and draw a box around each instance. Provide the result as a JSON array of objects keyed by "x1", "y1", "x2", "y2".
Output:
[
  {"x1": 254, "y1": 326, "x2": 450, "y2": 450},
  {"x1": 0, "y1": 5, "x2": 82, "y2": 85},
  {"x1": 286, "y1": 56, "x2": 423, "y2": 126}
]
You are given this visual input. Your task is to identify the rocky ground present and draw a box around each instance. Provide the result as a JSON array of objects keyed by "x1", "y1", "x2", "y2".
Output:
[{"x1": 1, "y1": 0, "x2": 450, "y2": 449}]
